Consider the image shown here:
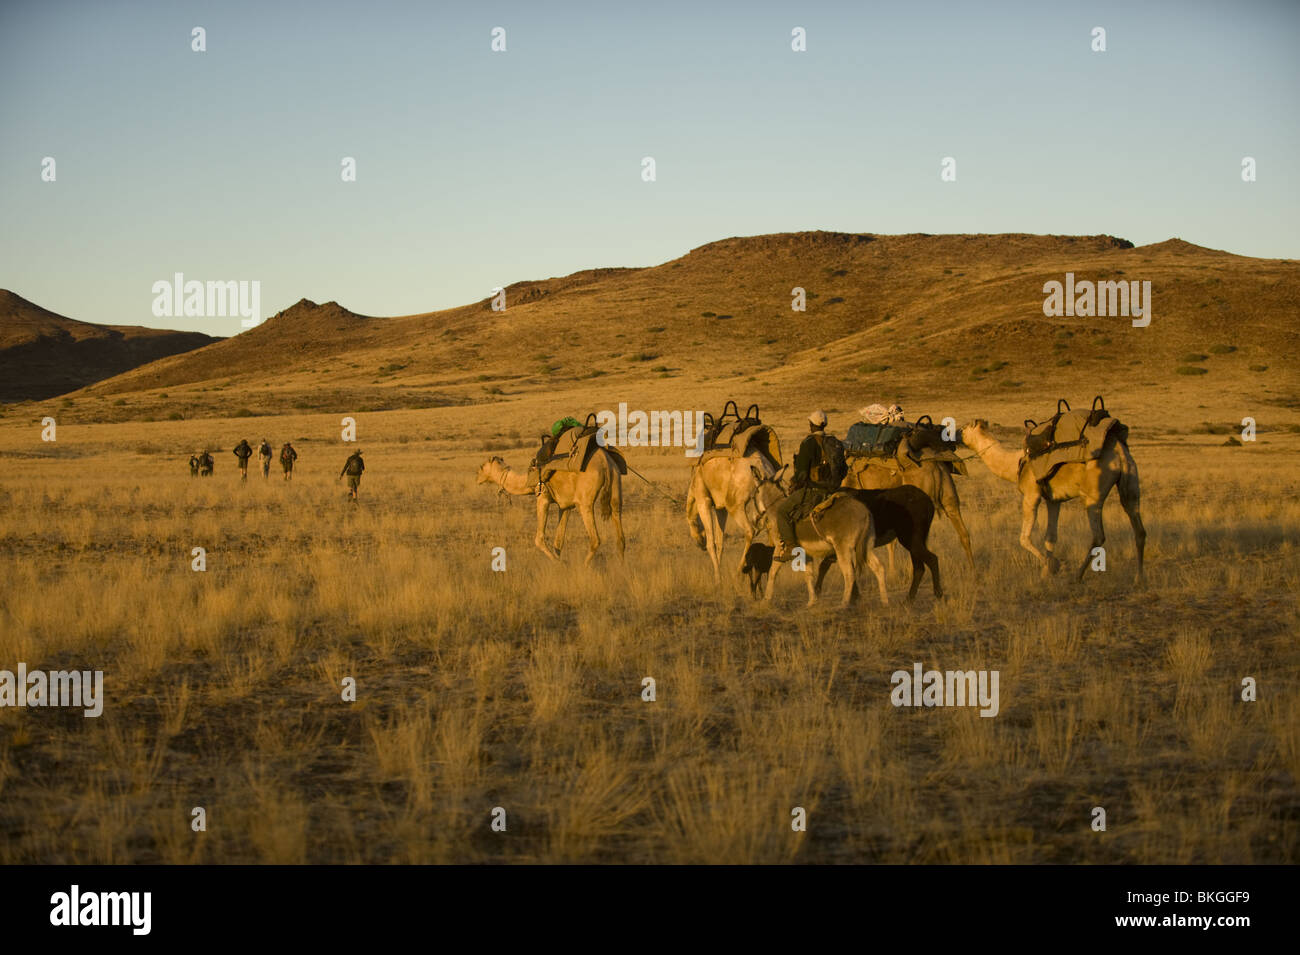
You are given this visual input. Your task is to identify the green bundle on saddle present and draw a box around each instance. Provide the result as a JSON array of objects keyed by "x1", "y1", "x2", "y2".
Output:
[
  {"x1": 551, "y1": 416, "x2": 582, "y2": 437},
  {"x1": 535, "y1": 413, "x2": 627, "y2": 479}
]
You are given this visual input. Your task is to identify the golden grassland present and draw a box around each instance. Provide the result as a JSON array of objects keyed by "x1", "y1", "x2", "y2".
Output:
[{"x1": 0, "y1": 411, "x2": 1297, "y2": 863}]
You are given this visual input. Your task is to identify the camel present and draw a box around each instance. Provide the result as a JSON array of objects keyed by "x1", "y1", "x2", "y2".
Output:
[
  {"x1": 842, "y1": 455, "x2": 975, "y2": 569},
  {"x1": 685, "y1": 451, "x2": 779, "y2": 581},
  {"x1": 476, "y1": 452, "x2": 625, "y2": 566},
  {"x1": 748, "y1": 469, "x2": 888, "y2": 607},
  {"x1": 959, "y1": 419, "x2": 1145, "y2": 581}
]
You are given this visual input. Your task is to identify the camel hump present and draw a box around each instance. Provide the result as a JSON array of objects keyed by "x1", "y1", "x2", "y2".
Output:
[
  {"x1": 541, "y1": 430, "x2": 624, "y2": 477},
  {"x1": 735, "y1": 424, "x2": 782, "y2": 468},
  {"x1": 1022, "y1": 397, "x2": 1125, "y2": 481},
  {"x1": 697, "y1": 423, "x2": 781, "y2": 469}
]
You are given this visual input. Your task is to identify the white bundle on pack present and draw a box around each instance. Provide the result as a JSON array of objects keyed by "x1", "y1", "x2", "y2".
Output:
[{"x1": 859, "y1": 403, "x2": 906, "y2": 425}]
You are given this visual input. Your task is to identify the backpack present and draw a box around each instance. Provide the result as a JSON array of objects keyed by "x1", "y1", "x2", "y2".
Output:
[
  {"x1": 810, "y1": 433, "x2": 848, "y2": 487},
  {"x1": 344, "y1": 454, "x2": 364, "y2": 476}
]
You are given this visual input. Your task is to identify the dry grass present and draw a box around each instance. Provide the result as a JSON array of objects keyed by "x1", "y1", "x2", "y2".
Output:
[{"x1": 0, "y1": 410, "x2": 1297, "y2": 864}]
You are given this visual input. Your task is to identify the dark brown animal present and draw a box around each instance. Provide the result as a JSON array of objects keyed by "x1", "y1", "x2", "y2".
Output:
[
  {"x1": 742, "y1": 485, "x2": 942, "y2": 602},
  {"x1": 813, "y1": 485, "x2": 942, "y2": 601}
]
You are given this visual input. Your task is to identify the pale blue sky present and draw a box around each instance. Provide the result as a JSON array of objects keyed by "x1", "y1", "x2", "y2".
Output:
[{"x1": 2, "y1": 0, "x2": 1297, "y2": 337}]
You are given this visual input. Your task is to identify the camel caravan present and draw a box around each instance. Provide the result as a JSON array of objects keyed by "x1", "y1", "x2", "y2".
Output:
[{"x1": 475, "y1": 396, "x2": 1145, "y2": 607}]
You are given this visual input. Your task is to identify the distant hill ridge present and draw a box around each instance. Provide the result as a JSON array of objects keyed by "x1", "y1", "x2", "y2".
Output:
[
  {"x1": 5, "y1": 231, "x2": 1296, "y2": 413},
  {"x1": 0, "y1": 291, "x2": 221, "y2": 401}
]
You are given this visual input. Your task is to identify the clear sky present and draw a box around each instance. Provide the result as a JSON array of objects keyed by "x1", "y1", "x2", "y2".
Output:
[{"x1": 2, "y1": 0, "x2": 1297, "y2": 337}]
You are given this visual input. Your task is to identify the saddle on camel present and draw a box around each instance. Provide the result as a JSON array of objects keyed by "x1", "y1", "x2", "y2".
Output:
[
  {"x1": 844, "y1": 404, "x2": 965, "y2": 476},
  {"x1": 694, "y1": 400, "x2": 783, "y2": 469},
  {"x1": 531, "y1": 413, "x2": 627, "y2": 494},
  {"x1": 1022, "y1": 396, "x2": 1125, "y2": 483}
]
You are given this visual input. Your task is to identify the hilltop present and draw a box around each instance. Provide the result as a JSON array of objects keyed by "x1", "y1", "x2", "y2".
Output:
[{"x1": 9, "y1": 232, "x2": 1299, "y2": 431}]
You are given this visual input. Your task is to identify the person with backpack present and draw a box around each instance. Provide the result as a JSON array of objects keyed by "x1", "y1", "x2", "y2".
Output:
[
  {"x1": 280, "y1": 442, "x2": 298, "y2": 481},
  {"x1": 772, "y1": 410, "x2": 847, "y2": 562},
  {"x1": 339, "y1": 449, "x2": 365, "y2": 501},
  {"x1": 189, "y1": 452, "x2": 200, "y2": 477},
  {"x1": 258, "y1": 438, "x2": 273, "y2": 478},
  {"x1": 233, "y1": 439, "x2": 254, "y2": 481}
]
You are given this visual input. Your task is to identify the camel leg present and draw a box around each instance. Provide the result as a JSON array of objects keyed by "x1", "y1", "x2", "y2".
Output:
[
  {"x1": 1042, "y1": 499, "x2": 1063, "y2": 576},
  {"x1": 1018, "y1": 492, "x2": 1049, "y2": 575},
  {"x1": 534, "y1": 495, "x2": 559, "y2": 560},
  {"x1": 609, "y1": 483, "x2": 626, "y2": 559},
  {"x1": 713, "y1": 510, "x2": 729, "y2": 577},
  {"x1": 939, "y1": 476, "x2": 975, "y2": 569},
  {"x1": 578, "y1": 504, "x2": 601, "y2": 567},
  {"x1": 697, "y1": 499, "x2": 722, "y2": 580},
  {"x1": 553, "y1": 508, "x2": 571, "y2": 556},
  {"x1": 1118, "y1": 457, "x2": 1146, "y2": 580},
  {"x1": 1078, "y1": 500, "x2": 1106, "y2": 582}
]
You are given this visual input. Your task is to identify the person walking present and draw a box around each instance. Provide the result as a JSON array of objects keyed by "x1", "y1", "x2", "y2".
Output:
[
  {"x1": 233, "y1": 439, "x2": 254, "y2": 481},
  {"x1": 280, "y1": 442, "x2": 298, "y2": 481},
  {"x1": 339, "y1": 449, "x2": 365, "y2": 502}
]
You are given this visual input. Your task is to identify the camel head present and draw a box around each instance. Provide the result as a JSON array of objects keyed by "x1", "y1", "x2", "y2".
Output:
[
  {"x1": 959, "y1": 418, "x2": 991, "y2": 447},
  {"x1": 476, "y1": 456, "x2": 506, "y2": 485}
]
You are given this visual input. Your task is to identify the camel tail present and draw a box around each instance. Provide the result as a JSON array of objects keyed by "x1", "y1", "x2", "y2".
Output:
[
  {"x1": 603, "y1": 470, "x2": 618, "y2": 522},
  {"x1": 599, "y1": 472, "x2": 615, "y2": 522}
]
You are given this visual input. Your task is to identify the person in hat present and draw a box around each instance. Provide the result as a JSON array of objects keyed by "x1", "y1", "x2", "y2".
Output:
[
  {"x1": 339, "y1": 448, "x2": 365, "y2": 502},
  {"x1": 772, "y1": 410, "x2": 847, "y2": 561}
]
